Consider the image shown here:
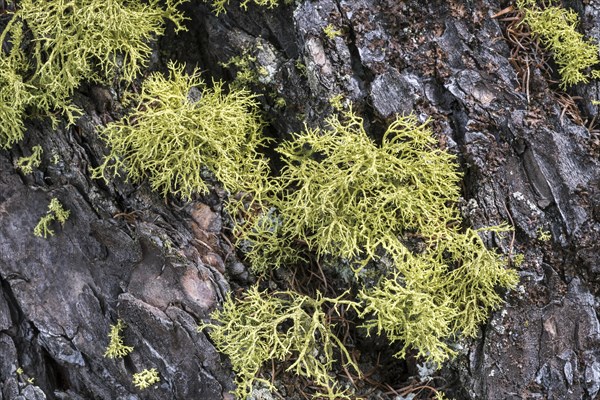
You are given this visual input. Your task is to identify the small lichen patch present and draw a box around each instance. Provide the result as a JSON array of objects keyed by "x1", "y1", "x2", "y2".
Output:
[
  {"x1": 206, "y1": 0, "x2": 281, "y2": 15},
  {"x1": 33, "y1": 198, "x2": 70, "y2": 238},
  {"x1": 104, "y1": 319, "x2": 133, "y2": 359},
  {"x1": 16, "y1": 145, "x2": 43, "y2": 174},
  {"x1": 132, "y1": 368, "x2": 160, "y2": 389},
  {"x1": 517, "y1": 0, "x2": 600, "y2": 88}
]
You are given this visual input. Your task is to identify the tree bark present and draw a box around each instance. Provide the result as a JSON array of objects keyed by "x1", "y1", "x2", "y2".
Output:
[{"x1": 1, "y1": 0, "x2": 600, "y2": 399}]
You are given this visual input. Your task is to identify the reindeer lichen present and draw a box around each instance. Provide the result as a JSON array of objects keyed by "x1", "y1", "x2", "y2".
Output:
[
  {"x1": 517, "y1": 0, "x2": 600, "y2": 88},
  {"x1": 200, "y1": 286, "x2": 360, "y2": 399},
  {"x1": 93, "y1": 61, "x2": 268, "y2": 201}
]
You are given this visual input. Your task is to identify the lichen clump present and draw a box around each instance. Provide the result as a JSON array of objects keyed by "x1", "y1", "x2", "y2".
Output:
[
  {"x1": 276, "y1": 111, "x2": 461, "y2": 265},
  {"x1": 358, "y1": 226, "x2": 519, "y2": 364},
  {"x1": 93, "y1": 61, "x2": 268, "y2": 201},
  {"x1": 231, "y1": 205, "x2": 303, "y2": 276},
  {"x1": 200, "y1": 287, "x2": 360, "y2": 399},
  {"x1": 517, "y1": 0, "x2": 600, "y2": 88},
  {"x1": 0, "y1": 22, "x2": 35, "y2": 148},
  {"x1": 273, "y1": 111, "x2": 518, "y2": 364},
  {"x1": 0, "y1": 0, "x2": 188, "y2": 148},
  {"x1": 203, "y1": 110, "x2": 518, "y2": 397}
]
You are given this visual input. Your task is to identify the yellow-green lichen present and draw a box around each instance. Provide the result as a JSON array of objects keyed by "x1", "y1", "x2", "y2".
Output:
[
  {"x1": 323, "y1": 24, "x2": 343, "y2": 40},
  {"x1": 230, "y1": 204, "x2": 303, "y2": 276},
  {"x1": 536, "y1": 227, "x2": 552, "y2": 241},
  {"x1": 33, "y1": 198, "x2": 70, "y2": 238},
  {"x1": 0, "y1": 22, "x2": 35, "y2": 148},
  {"x1": 206, "y1": 0, "x2": 281, "y2": 16},
  {"x1": 274, "y1": 110, "x2": 518, "y2": 364},
  {"x1": 104, "y1": 319, "x2": 134, "y2": 359},
  {"x1": 276, "y1": 110, "x2": 462, "y2": 265},
  {"x1": 0, "y1": 0, "x2": 188, "y2": 148},
  {"x1": 220, "y1": 53, "x2": 261, "y2": 88},
  {"x1": 517, "y1": 0, "x2": 600, "y2": 88},
  {"x1": 200, "y1": 286, "x2": 360, "y2": 399},
  {"x1": 328, "y1": 93, "x2": 346, "y2": 111},
  {"x1": 132, "y1": 368, "x2": 160, "y2": 389},
  {"x1": 359, "y1": 226, "x2": 518, "y2": 365},
  {"x1": 16, "y1": 145, "x2": 43, "y2": 174},
  {"x1": 93, "y1": 61, "x2": 268, "y2": 201}
]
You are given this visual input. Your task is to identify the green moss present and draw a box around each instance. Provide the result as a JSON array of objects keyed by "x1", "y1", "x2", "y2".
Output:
[
  {"x1": 200, "y1": 286, "x2": 360, "y2": 399},
  {"x1": 104, "y1": 319, "x2": 134, "y2": 359},
  {"x1": 517, "y1": 0, "x2": 600, "y2": 88},
  {"x1": 93, "y1": 61, "x2": 268, "y2": 201},
  {"x1": 33, "y1": 198, "x2": 70, "y2": 238},
  {"x1": 16, "y1": 145, "x2": 43, "y2": 174}
]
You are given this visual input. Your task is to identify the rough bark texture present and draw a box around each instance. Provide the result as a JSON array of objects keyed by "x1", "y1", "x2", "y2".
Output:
[{"x1": 2, "y1": 0, "x2": 600, "y2": 399}]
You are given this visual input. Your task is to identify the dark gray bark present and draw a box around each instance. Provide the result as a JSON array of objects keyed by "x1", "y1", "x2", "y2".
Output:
[{"x1": 1, "y1": 0, "x2": 600, "y2": 399}]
